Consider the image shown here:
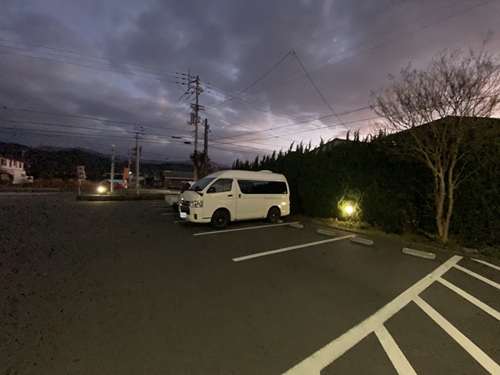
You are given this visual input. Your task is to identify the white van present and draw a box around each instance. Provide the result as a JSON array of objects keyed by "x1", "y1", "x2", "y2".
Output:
[{"x1": 179, "y1": 170, "x2": 290, "y2": 229}]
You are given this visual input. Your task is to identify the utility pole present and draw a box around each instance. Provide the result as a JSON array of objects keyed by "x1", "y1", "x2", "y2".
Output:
[
  {"x1": 110, "y1": 144, "x2": 116, "y2": 193},
  {"x1": 135, "y1": 132, "x2": 140, "y2": 193},
  {"x1": 127, "y1": 150, "x2": 131, "y2": 187},
  {"x1": 187, "y1": 73, "x2": 203, "y2": 180},
  {"x1": 203, "y1": 119, "x2": 209, "y2": 177},
  {"x1": 134, "y1": 127, "x2": 146, "y2": 194}
]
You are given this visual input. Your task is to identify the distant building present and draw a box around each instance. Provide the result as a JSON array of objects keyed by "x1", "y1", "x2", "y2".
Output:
[
  {"x1": 0, "y1": 155, "x2": 33, "y2": 184},
  {"x1": 312, "y1": 137, "x2": 350, "y2": 154},
  {"x1": 383, "y1": 116, "x2": 500, "y2": 145},
  {"x1": 163, "y1": 170, "x2": 194, "y2": 189}
]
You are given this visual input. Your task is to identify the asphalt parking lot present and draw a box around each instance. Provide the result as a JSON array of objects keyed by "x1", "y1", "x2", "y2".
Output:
[{"x1": 1, "y1": 194, "x2": 499, "y2": 374}]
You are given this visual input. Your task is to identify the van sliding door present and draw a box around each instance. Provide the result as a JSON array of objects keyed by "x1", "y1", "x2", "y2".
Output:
[{"x1": 236, "y1": 180, "x2": 266, "y2": 220}]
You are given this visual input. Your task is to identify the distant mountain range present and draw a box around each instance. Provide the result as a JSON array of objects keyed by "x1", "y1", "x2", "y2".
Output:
[{"x1": 0, "y1": 141, "x2": 195, "y2": 180}]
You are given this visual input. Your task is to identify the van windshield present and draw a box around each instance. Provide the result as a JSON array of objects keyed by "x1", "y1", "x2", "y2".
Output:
[{"x1": 188, "y1": 177, "x2": 215, "y2": 192}]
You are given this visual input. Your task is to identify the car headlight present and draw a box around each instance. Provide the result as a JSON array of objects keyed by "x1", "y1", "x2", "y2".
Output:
[
  {"x1": 189, "y1": 201, "x2": 203, "y2": 208},
  {"x1": 97, "y1": 186, "x2": 106, "y2": 194}
]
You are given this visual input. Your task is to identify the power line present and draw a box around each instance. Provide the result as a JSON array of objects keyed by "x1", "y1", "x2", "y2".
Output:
[
  {"x1": 212, "y1": 115, "x2": 381, "y2": 147},
  {"x1": 147, "y1": 90, "x2": 194, "y2": 128},
  {"x1": 196, "y1": 0, "x2": 483, "y2": 147},
  {"x1": 0, "y1": 119, "x2": 280, "y2": 157},
  {"x1": 0, "y1": 126, "x2": 194, "y2": 146},
  {"x1": 207, "y1": 50, "x2": 293, "y2": 109},
  {"x1": 0, "y1": 37, "x2": 180, "y2": 77},
  {"x1": 289, "y1": 0, "x2": 410, "y2": 53},
  {"x1": 0, "y1": 129, "x2": 180, "y2": 161},
  {"x1": 210, "y1": 105, "x2": 372, "y2": 142},
  {"x1": 2, "y1": 102, "x2": 374, "y2": 156},
  {"x1": 202, "y1": 80, "x2": 308, "y2": 122},
  {"x1": 233, "y1": 1, "x2": 409, "y2": 98},
  {"x1": 312, "y1": 0, "x2": 493, "y2": 76},
  {"x1": 205, "y1": 109, "x2": 309, "y2": 147},
  {"x1": 0, "y1": 47, "x2": 179, "y2": 85},
  {"x1": 246, "y1": 0, "x2": 486, "y2": 96},
  {"x1": 0, "y1": 118, "x2": 134, "y2": 134},
  {"x1": 0, "y1": 119, "x2": 194, "y2": 142},
  {"x1": 2, "y1": 106, "x2": 192, "y2": 134},
  {"x1": 201, "y1": 1, "x2": 478, "y2": 140},
  {"x1": 0, "y1": 39, "x2": 181, "y2": 80},
  {"x1": 291, "y1": 49, "x2": 348, "y2": 130}
]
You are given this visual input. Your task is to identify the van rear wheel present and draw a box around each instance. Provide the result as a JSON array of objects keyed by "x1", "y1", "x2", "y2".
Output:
[
  {"x1": 211, "y1": 209, "x2": 230, "y2": 229},
  {"x1": 267, "y1": 207, "x2": 280, "y2": 223}
]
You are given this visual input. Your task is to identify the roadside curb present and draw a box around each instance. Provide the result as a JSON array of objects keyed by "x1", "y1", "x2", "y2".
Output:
[
  {"x1": 317, "y1": 228, "x2": 337, "y2": 236},
  {"x1": 350, "y1": 237, "x2": 374, "y2": 246},
  {"x1": 292, "y1": 217, "x2": 499, "y2": 263},
  {"x1": 316, "y1": 222, "x2": 445, "y2": 255},
  {"x1": 76, "y1": 194, "x2": 165, "y2": 201},
  {"x1": 402, "y1": 247, "x2": 437, "y2": 260}
]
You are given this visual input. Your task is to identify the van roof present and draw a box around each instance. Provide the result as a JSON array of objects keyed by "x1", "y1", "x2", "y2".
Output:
[{"x1": 205, "y1": 170, "x2": 287, "y2": 181}]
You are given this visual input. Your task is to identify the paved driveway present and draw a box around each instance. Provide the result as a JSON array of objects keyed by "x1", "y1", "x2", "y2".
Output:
[{"x1": 1, "y1": 194, "x2": 498, "y2": 374}]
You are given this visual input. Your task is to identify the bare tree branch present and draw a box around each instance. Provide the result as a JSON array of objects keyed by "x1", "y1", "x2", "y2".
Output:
[{"x1": 371, "y1": 47, "x2": 500, "y2": 243}]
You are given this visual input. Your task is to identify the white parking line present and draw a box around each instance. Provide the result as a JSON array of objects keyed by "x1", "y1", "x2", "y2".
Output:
[
  {"x1": 374, "y1": 325, "x2": 417, "y2": 375},
  {"x1": 472, "y1": 258, "x2": 500, "y2": 272},
  {"x1": 437, "y1": 277, "x2": 500, "y2": 321},
  {"x1": 234, "y1": 234, "x2": 355, "y2": 262},
  {"x1": 414, "y1": 296, "x2": 500, "y2": 375},
  {"x1": 282, "y1": 255, "x2": 462, "y2": 375},
  {"x1": 454, "y1": 264, "x2": 500, "y2": 290},
  {"x1": 194, "y1": 222, "x2": 300, "y2": 236}
]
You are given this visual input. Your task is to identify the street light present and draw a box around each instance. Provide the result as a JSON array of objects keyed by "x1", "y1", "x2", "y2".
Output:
[{"x1": 338, "y1": 199, "x2": 358, "y2": 221}]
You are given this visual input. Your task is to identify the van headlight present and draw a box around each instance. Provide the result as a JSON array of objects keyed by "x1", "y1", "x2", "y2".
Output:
[
  {"x1": 97, "y1": 186, "x2": 106, "y2": 194},
  {"x1": 190, "y1": 201, "x2": 203, "y2": 208}
]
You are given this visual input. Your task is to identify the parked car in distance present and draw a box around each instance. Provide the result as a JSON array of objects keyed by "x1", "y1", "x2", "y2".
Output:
[
  {"x1": 97, "y1": 179, "x2": 123, "y2": 194},
  {"x1": 166, "y1": 180, "x2": 194, "y2": 209}
]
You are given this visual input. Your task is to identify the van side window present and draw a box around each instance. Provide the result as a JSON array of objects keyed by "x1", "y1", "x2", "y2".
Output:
[
  {"x1": 208, "y1": 178, "x2": 233, "y2": 193},
  {"x1": 237, "y1": 180, "x2": 287, "y2": 194}
]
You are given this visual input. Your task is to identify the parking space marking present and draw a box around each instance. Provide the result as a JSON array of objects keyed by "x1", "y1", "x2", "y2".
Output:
[
  {"x1": 472, "y1": 258, "x2": 500, "y2": 272},
  {"x1": 233, "y1": 234, "x2": 355, "y2": 262},
  {"x1": 283, "y1": 255, "x2": 462, "y2": 375},
  {"x1": 436, "y1": 277, "x2": 500, "y2": 321},
  {"x1": 374, "y1": 325, "x2": 417, "y2": 375},
  {"x1": 414, "y1": 296, "x2": 500, "y2": 374},
  {"x1": 194, "y1": 222, "x2": 300, "y2": 237},
  {"x1": 454, "y1": 264, "x2": 500, "y2": 290}
]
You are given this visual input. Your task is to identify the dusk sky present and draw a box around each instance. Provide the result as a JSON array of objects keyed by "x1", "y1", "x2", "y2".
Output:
[{"x1": 1, "y1": 0, "x2": 500, "y2": 165}]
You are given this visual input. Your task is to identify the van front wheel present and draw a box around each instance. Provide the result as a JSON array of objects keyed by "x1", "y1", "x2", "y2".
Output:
[
  {"x1": 267, "y1": 207, "x2": 280, "y2": 223},
  {"x1": 211, "y1": 209, "x2": 230, "y2": 229}
]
